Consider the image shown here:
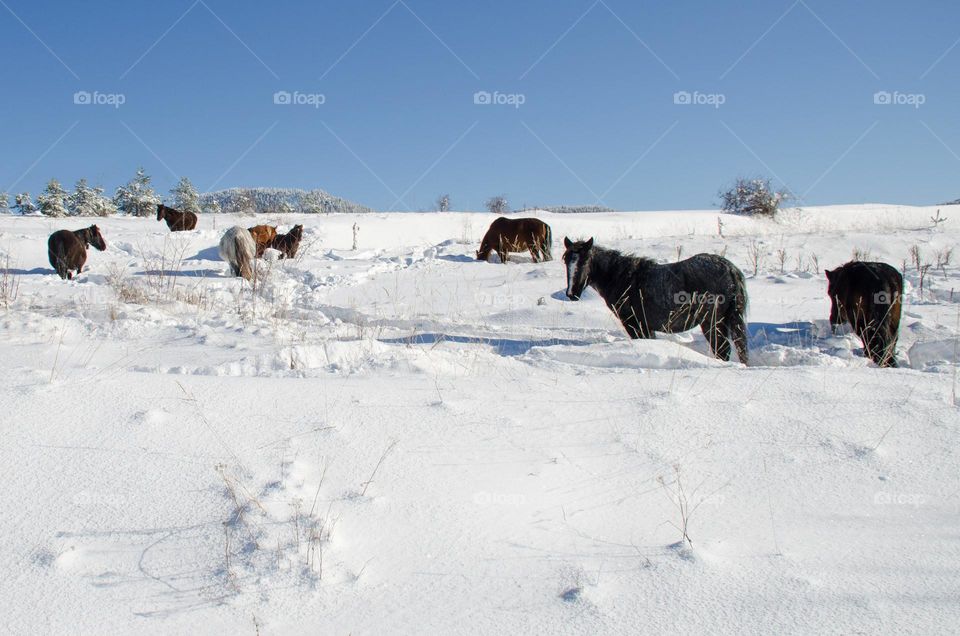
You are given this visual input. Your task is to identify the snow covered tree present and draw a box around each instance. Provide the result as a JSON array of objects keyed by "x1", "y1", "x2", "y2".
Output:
[
  {"x1": 718, "y1": 177, "x2": 791, "y2": 217},
  {"x1": 67, "y1": 179, "x2": 95, "y2": 216},
  {"x1": 201, "y1": 199, "x2": 221, "y2": 215},
  {"x1": 170, "y1": 176, "x2": 201, "y2": 214},
  {"x1": 436, "y1": 194, "x2": 451, "y2": 212},
  {"x1": 0, "y1": 192, "x2": 8, "y2": 215},
  {"x1": 485, "y1": 195, "x2": 509, "y2": 215},
  {"x1": 68, "y1": 180, "x2": 115, "y2": 217},
  {"x1": 37, "y1": 179, "x2": 69, "y2": 217},
  {"x1": 14, "y1": 193, "x2": 37, "y2": 215},
  {"x1": 113, "y1": 167, "x2": 160, "y2": 217}
]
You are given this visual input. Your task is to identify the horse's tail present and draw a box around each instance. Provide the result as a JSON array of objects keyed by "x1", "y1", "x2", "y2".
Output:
[
  {"x1": 542, "y1": 223, "x2": 553, "y2": 261},
  {"x1": 726, "y1": 264, "x2": 749, "y2": 364},
  {"x1": 234, "y1": 232, "x2": 254, "y2": 281}
]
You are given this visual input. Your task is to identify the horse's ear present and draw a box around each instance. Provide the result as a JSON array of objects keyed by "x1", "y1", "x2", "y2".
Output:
[
  {"x1": 824, "y1": 268, "x2": 834, "y2": 279},
  {"x1": 585, "y1": 237, "x2": 594, "y2": 249},
  {"x1": 563, "y1": 237, "x2": 572, "y2": 249}
]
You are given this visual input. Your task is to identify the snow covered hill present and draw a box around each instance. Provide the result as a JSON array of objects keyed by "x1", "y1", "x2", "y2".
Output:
[{"x1": 0, "y1": 205, "x2": 957, "y2": 634}]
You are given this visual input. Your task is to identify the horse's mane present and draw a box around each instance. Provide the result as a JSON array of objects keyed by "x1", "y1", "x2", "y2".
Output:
[{"x1": 591, "y1": 245, "x2": 655, "y2": 274}]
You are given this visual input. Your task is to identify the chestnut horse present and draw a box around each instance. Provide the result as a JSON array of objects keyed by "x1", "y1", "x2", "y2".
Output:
[
  {"x1": 48, "y1": 225, "x2": 107, "y2": 280},
  {"x1": 272, "y1": 225, "x2": 303, "y2": 259},
  {"x1": 825, "y1": 261, "x2": 902, "y2": 367},
  {"x1": 476, "y1": 217, "x2": 552, "y2": 263},
  {"x1": 156, "y1": 203, "x2": 197, "y2": 232},
  {"x1": 248, "y1": 225, "x2": 278, "y2": 257}
]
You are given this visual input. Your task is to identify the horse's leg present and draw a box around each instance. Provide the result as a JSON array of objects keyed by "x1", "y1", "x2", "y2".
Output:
[
  {"x1": 701, "y1": 321, "x2": 731, "y2": 361},
  {"x1": 727, "y1": 312, "x2": 749, "y2": 365}
]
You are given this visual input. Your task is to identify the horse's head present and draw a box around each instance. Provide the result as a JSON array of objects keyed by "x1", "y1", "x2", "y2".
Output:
[
  {"x1": 824, "y1": 267, "x2": 842, "y2": 332},
  {"x1": 87, "y1": 225, "x2": 107, "y2": 251},
  {"x1": 156, "y1": 204, "x2": 165, "y2": 221},
  {"x1": 562, "y1": 236, "x2": 594, "y2": 300},
  {"x1": 476, "y1": 240, "x2": 490, "y2": 261},
  {"x1": 290, "y1": 225, "x2": 304, "y2": 240}
]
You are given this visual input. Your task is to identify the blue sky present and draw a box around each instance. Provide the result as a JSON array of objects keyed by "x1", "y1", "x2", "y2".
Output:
[{"x1": 1, "y1": 0, "x2": 959, "y2": 211}]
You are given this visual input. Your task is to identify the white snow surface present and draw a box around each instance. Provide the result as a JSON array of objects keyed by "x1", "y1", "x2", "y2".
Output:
[{"x1": 1, "y1": 205, "x2": 958, "y2": 634}]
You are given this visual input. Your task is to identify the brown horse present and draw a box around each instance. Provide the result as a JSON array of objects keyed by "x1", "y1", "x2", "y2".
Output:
[
  {"x1": 476, "y1": 217, "x2": 552, "y2": 263},
  {"x1": 825, "y1": 261, "x2": 903, "y2": 367},
  {"x1": 156, "y1": 203, "x2": 198, "y2": 231},
  {"x1": 272, "y1": 225, "x2": 303, "y2": 259},
  {"x1": 48, "y1": 225, "x2": 107, "y2": 280},
  {"x1": 248, "y1": 225, "x2": 278, "y2": 257}
]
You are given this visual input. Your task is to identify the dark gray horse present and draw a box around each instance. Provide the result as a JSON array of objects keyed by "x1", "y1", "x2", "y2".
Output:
[{"x1": 563, "y1": 237, "x2": 748, "y2": 363}]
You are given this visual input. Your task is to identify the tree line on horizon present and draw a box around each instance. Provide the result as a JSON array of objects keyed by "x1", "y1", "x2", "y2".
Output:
[
  {"x1": 0, "y1": 169, "x2": 203, "y2": 218},
  {"x1": 0, "y1": 169, "x2": 375, "y2": 218}
]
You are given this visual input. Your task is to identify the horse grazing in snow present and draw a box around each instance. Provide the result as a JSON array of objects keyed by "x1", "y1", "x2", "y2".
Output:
[
  {"x1": 825, "y1": 261, "x2": 902, "y2": 367},
  {"x1": 476, "y1": 217, "x2": 552, "y2": 263},
  {"x1": 47, "y1": 225, "x2": 107, "y2": 280},
  {"x1": 562, "y1": 237, "x2": 749, "y2": 363},
  {"x1": 248, "y1": 225, "x2": 278, "y2": 257},
  {"x1": 219, "y1": 226, "x2": 257, "y2": 280},
  {"x1": 271, "y1": 225, "x2": 303, "y2": 259},
  {"x1": 156, "y1": 203, "x2": 197, "y2": 231}
]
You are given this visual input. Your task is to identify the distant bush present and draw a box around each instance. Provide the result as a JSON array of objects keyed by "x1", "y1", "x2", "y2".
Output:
[
  {"x1": 485, "y1": 195, "x2": 509, "y2": 215},
  {"x1": 718, "y1": 177, "x2": 791, "y2": 217}
]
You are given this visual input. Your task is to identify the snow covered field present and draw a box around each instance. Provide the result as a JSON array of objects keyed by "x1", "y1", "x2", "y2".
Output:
[{"x1": 1, "y1": 205, "x2": 958, "y2": 634}]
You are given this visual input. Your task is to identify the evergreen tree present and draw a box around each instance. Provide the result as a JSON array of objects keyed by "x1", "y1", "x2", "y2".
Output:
[
  {"x1": 14, "y1": 193, "x2": 37, "y2": 215},
  {"x1": 170, "y1": 176, "x2": 201, "y2": 214},
  {"x1": 0, "y1": 192, "x2": 8, "y2": 215},
  {"x1": 37, "y1": 179, "x2": 69, "y2": 217},
  {"x1": 436, "y1": 194, "x2": 451, "y2": 212},
  {"x1": 67, "y1": 178, "x2": 96, "y2": 216},
  {"x1": 201, "y1": 199, "x2": 221, "y2": 215},
  {"x1": 113, "y1": 167, "x2": 160, "y2": 217}
]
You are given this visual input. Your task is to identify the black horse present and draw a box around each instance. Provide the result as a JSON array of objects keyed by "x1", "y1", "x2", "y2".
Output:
[
  {"x1": 48, "y1": 225, "x2": 107, "y2": 280},
  {"x1": 563, "y1": 237, "x2": 749, "y2": 363}
]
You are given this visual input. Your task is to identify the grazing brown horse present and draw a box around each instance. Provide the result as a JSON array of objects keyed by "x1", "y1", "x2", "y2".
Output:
[
  {"x1": 825, "y1": 261, "x2": 903, "y2": 367},
  {"x1": 248, "y1": 225, "x2": 278, "y2": 257},
  {"x1": 156, "y1": 203, "x2": 198, "y2": 231},
  {"x1": 476, "y1": 217, "x2": 552, "y2": 263},
  {"x1": 48, "y1": 225, "x2": 107, "y2": 280},
  {"x1": 272, "y1": 225, "x2": 303, "y2": 259}
]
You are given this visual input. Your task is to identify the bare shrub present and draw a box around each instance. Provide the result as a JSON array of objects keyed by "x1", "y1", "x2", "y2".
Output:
[
  {"x1": 485, "y1": 195, "x2": 509, "y2": 215},
  {"x1": 746, "y1": 239, "x2": 765, "y2": 276}
]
